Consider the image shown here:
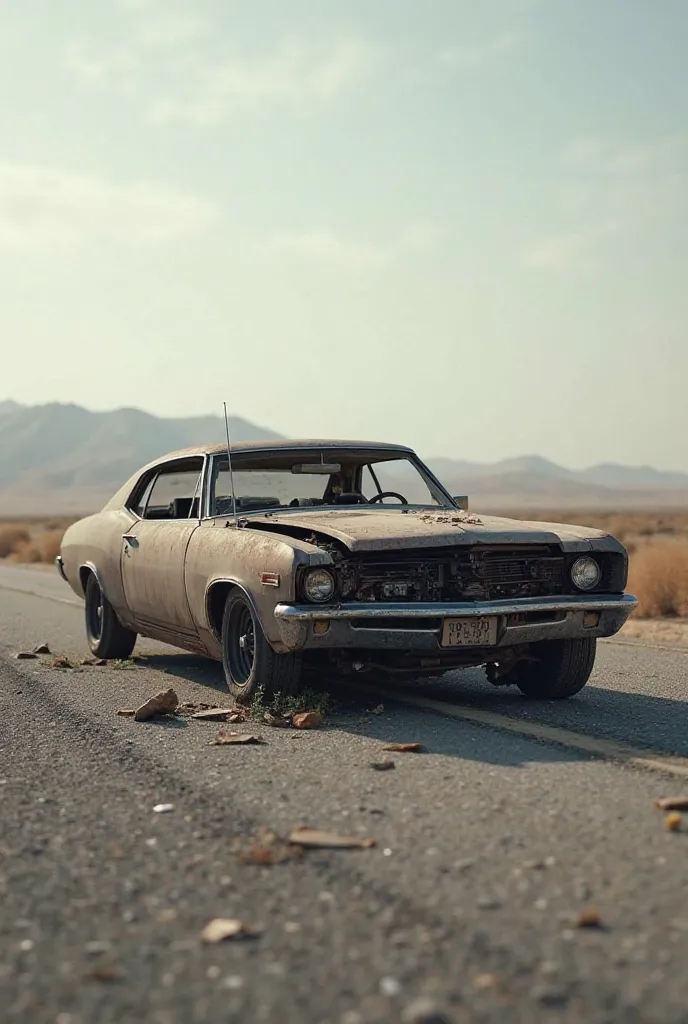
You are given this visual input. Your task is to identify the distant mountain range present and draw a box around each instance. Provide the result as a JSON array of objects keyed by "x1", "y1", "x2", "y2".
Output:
[{"x1": 0, "y1": 400, "x2": 686, "y2": 514}]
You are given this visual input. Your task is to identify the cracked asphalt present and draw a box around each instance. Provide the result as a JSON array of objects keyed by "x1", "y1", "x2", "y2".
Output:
[{"x1": 1, "y1": 566, "x2": 688, "y2": 1024}]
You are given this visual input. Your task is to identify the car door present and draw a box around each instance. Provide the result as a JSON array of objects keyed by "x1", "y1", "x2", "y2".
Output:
[{"x1": 121, "y1": 456, "x2": 205, "y2": 642}]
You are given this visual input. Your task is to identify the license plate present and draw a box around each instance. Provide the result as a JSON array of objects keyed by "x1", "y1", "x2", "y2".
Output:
[{"x1": 441, "y1": 616, "x2": 498, "y2": 647}]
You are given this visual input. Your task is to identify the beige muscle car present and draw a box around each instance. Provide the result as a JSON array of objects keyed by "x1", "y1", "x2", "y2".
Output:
[{"x1": 57, "y1": 439, "x2": 637, "y2": 701}]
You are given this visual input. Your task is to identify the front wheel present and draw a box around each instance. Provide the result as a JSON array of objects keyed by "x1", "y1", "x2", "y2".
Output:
[
  {"x1": 514, "y1": 637, "x2": 597, "y2": 699},
  {"x1": 221, "y1": 591, "x2": 302, "y2": 704},
  {"x1": 84, "y1": 573, "x2": 137, "y2": 660}
]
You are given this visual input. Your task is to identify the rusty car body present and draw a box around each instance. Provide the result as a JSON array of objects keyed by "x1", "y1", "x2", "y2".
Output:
[{"x1": 57, "y1": 439, "x2": 637, "y2": 701}]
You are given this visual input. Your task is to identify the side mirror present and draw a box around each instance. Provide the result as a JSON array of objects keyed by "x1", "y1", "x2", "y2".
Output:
[{"x1": 452, "y1": 495, "x2": 469, "y2": 511}]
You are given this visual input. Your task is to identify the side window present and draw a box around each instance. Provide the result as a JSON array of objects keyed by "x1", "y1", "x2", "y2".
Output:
[{"x1": 140, "y1": 460, "x2": 204, "y2": 520}]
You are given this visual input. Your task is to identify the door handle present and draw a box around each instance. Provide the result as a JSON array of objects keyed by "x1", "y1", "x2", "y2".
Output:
[{"x1": 122, "y1": 534, "x2": 138, "y2": 545}]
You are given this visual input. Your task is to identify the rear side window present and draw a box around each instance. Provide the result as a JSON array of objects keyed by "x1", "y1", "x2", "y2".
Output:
[{"x1": 129, "y1": 459, "x2": 204, "y2": 520}]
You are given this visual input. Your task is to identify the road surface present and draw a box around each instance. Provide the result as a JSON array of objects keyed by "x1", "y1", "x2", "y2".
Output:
[{"x1": 1, "y1": 563, "x2": 687, "y2": 1024}]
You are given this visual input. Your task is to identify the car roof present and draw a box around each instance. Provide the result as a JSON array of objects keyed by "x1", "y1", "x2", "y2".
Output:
[{"x1": 154, "y1": 439, "x2": 416, "y2": 463}]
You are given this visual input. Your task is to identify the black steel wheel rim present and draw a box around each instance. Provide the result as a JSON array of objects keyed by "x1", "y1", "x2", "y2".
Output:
[
  {"x1": 87, "y1": 581, "x2": 104, "y2": 641},
  {"x1": 227, "y1": 601, "x2": 255, "y2": 685}
]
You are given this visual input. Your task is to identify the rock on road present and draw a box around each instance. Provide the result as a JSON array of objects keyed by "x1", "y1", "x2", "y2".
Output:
[{"x1": 1, "y1": 564, "x2": 688, "y2": 1024}]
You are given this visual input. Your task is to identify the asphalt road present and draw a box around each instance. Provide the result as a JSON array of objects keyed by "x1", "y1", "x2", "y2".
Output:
[{"x1": 1, "y1": 565, "x2": 688, "y2": 1024}]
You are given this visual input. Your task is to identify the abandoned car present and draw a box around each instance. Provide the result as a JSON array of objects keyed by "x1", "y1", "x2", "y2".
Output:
[{"x1": 57, "y1": 440, "x2": 637, "y2": 701}]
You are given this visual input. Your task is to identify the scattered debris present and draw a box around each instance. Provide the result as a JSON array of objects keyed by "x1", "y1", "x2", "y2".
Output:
[
  {"x1": 665, "y1": 812, "x2": 682, "y2": 832},
  {"x1": 81, "y1": 657, "x2": 107, "y2": 666},
  {"x1": 383, "y1": 742, "x2": 424, "y2": 753},
  {"x1": 227, "y1": 708, "x2": 251, "y2": 723},
  {"x1": 133, "y1": 688, "x2": 179, "y2": 722},
  {"x1": 212, "y1": 731, "x2": 266, "y2": 745},
  {"x1": 191, "y1": 708, "x2": 235, "y2": 721},
  {"x1": 176, "y1": 702, "x2": 218, "y2": 716},
  {"x1": 33, "y1": 643, "x2": 51, "y2": 655},
  {"x1": 263, "y1": 712, "x2": 290, "y2": 728},
  {"x1": 371, "y1": 704, "x2": 385, "y2": 715},
  {"x1": 153, "y1": 804, "x2": 174, "y2": 814},
  {"x1": 238, "y1": 828, "x2": 302, "y2": 865},
  {"x1": 14, "y1": 651, "x2": 38, "y2": 660},
  {"x1": 656, "y1": 796, "x2": 688, "y2": 812},
  {"x1": 116, "y1": 709, "x2": 136, "y2": 717},
  {"x1": 576, "y1": 906, "x2": 601, "y2": 928},
  {"x1": 291, "y1": 711, "x2": 323, "y2": 729},
  {"x1": 200, "y1": 918, "x2": 260, "y2": 943},
  {"x1": 370, "y1": 760, "x2": 396, "y2": 772},
  {"x1": 50, "y1": 655, "x2": 73, "y2": 669},
  {"x1": 287, "y1": 827, "x2": 375, "y2": 849},
  {"x1": 380, "y1": 976, "x2": 401, "y2": 997},
  {"x1": 111, "y1": 659, "x2": 135, "y2": 670}
]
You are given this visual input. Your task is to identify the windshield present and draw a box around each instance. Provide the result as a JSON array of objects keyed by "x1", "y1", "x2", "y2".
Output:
[{"x1": 208, "y1": 450, "x2": 450, "y2": 516}]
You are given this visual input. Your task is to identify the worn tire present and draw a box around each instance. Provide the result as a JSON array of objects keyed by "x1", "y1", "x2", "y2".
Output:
[
  {"x1": 515, "y1": 637, "x2": 596, "y2": 699},
  {"x1": 84, "y1": 573, "x2": 137, "y2": 660},
  {"x1": 221, "y1": 591, "x2": 302, "y2": 704}
]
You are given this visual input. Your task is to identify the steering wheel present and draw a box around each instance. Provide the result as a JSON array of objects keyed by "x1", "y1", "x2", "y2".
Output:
[{"x1": 369, "y1": 490, "x2": 409, "y2": 505}]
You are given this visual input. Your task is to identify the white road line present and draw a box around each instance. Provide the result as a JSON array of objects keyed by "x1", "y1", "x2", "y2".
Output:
[{"x1": 357, "y1": 683, "x2": 688, "y2": 780}]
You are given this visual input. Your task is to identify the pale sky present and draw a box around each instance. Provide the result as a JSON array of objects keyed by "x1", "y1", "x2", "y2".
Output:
[{"x1": 2, "y1": 0, "x2": 687, "y2": 469}]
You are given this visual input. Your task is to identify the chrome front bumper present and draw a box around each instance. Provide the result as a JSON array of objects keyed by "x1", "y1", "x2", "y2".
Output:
[
  {"x1": 274, "y1": 594, "x2": 637, "y2": 652},
  {"x1": 55, "y1": 555, "x2": 68, "y2": 583}
]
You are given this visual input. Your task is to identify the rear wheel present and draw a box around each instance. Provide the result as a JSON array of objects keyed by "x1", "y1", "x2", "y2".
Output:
[
  {"x1": 221, "y1": 591, "x2": 302, "y2": 704},
  {"x1": 513, "y1": 637, "x2": 596, "y2": 699},
  {"x1": 84, "y1": 573, "x2": 137, "y2": 660}
]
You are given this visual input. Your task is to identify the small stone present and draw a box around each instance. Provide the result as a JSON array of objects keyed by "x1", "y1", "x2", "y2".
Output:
[
  {"x1": 221, "y1": 975, "x2": 244, "y2": 990},
  {"x1": 477, "y1": 896, "x2": 502, "y2": 910},
  {"x1": 206, "y1": 965, "x2": 221, "y2": 979},
  {"x1": 576, "y1": 905, "x2": 601, "y2": 928},
  {"x1": 153, "y1": 804, "x2": 174, "y2": 814},
  {"x1": 19, "y1": 939, "x2": 34, "y2": 952},
  {"x1": 473, "y1": 973, "x2": 498, "y2": 991},
  {"x1": 379, "y1": 977, "x2": 401, "y2": 997},
  {"x1": 33, "y1": 643, "x2": 51, "y2": 655},
  {"x1": 85, "y1": 941, "x2": 112, "y2": 956},
  {"x1": 665, "y1": 812, "x2": 682, "y2": 832},
  {"x1": 15, "y1": 651, "x2": 37, "y2": 660},
  {"x1": 401, "y1": 996, "x2": 454, "y2": 1024},
  {"x1": 370, "y1": 761, "x2": 396, "y2": 771}
]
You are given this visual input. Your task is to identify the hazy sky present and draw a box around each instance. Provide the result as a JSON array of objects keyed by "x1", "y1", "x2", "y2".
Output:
[{"x1": 2, "y1": 0, "x2": 687, "y2": 468}]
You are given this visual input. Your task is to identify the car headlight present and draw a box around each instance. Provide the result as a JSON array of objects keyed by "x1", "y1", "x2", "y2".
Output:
[
  {"x1": 303, "y1": 568, "x2": 336, "y2": 603},
  {"x1": 571, "y1": 556, "x2": 601, "y2": 591}
]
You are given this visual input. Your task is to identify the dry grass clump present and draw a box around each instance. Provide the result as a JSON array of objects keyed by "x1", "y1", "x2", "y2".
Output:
[
  {"x1": 628, "y1": 542, "x2": 688, "y2": 619},
  {"x1": 0, "y1": 525, "x2": 31, "y2": 558},
  {"x1": 0, "y1": 520, "x2": 71, "y2": 564}
]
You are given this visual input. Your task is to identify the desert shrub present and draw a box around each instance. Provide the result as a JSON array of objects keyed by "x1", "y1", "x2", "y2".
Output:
[
  {"x1": 0, "y1": 525, "x2": 31, "y2": 558},
  {"x1": 628, "y1": 543, "x2": 688, "y2": 619}
]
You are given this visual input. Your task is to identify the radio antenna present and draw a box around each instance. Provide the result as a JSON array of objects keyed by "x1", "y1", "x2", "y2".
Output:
[{"x1": 222, "y1": 402, "x2": 237, "y2": 523}]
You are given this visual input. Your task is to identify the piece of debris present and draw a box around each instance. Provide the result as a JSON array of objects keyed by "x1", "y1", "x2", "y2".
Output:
[
  {"x1": 191, "y1": 708, "x2": 235, "y2": 721},
  {"x1": 133, "y1": 688, "x2": 179, "y2": 722},
  {"x1": 175, "y1": 702, "x2": 218, "y2": 716},
  {"x1": 665, "y1": 812, "x2": 682, "y2": 832},
  {"x1": 576, "y1": 906, "x2": 601, "y2": 928},
  {"x1": 50, "y1": 655, "x2": 73, "y2": 669},
  {"x1": 238, "y1": 828, "x2": 302, "y2": 865},
  {"x1": 656, "y1": 796, "x2": 688, "y2": 812},
  {"x1": 287, "y1": 827, "x2": 375, "y2": 849},
  {"x1": 291, "y1": 711, "x2": 323, "y2": 729},
  {"x1": 263, "y1": 712, "x2": 290, "y2": 728},
  {"x1": 383, "y1": 742, "x2": 424, "y2": 753},
  {"x1": 153, "y1": 803, "x2": 174, "y2": 814},
  {"x1": 227, "y1": 708, "x2": 251, "y2": 723},
  {"x1": 33, "y1": 643, "x2": 51, "y2": 655},
  {"x1": 401, "y1": 996, "x2": 455, "y2": 1024},
  {"x1": 200, "y1": 918, "x2": 260, "y2": 943},
  {"x1": 371, "y1": 704, "x2": 385, "y2": 715},
  {"x1": 212, "y1": 731, "x2": 266, "y2": 746},
  {"x1": 91, "y1": 965, "x2": 121, "y2": 983},
  {"x1": 472, "y1": 973, "x2": 499, "y2": 991},
  {"x1": 116, "y1": 709, "x2": 136, "y2": 717},
  {"x1": 370, "y1": 760, "x2": 396, "y2": 771},
  {"x1": 14, "y1": 651, "x2": 38, "y2": 660}
]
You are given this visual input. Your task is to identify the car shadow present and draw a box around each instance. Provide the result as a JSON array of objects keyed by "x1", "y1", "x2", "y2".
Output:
[{"x1": 127, "y1": 649, "x2": 688, "y2": 767}]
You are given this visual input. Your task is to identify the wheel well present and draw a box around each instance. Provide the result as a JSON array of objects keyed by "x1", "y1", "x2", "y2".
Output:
[
  {"x1": 207, "y1": 581, "x2": 238, "y2": 641},
  {"x1": 79, "y1": 565, "x2": 94, "y2": 596}
]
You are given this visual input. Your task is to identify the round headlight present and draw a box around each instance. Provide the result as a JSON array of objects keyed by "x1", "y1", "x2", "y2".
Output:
[
  {"x1": 304, "y1": 568, "x2": 335, "y2": 603},
  {"x1": 571, "y1": 556, "x2": 601, "y2": 591}
]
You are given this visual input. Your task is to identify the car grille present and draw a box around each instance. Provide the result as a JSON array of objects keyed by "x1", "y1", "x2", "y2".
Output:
[{"x1": 350, "y1": 545, "x2": 566, "y2": 602}]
